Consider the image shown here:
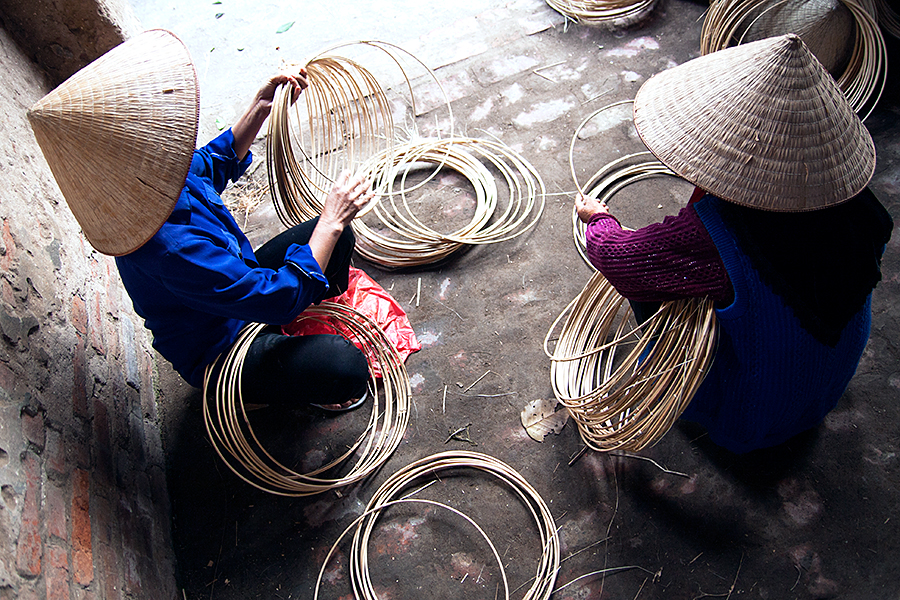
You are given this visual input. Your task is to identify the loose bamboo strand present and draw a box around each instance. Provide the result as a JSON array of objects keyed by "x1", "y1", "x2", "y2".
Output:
[{"x1": 546, "y1": 0, "x2": 660, "y2": 27}]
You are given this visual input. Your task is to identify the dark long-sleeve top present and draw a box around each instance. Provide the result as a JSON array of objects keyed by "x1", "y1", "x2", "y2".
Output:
[
  {"x1": 116, "y1": 129, "x2": 330, "y2": 387},
  {"x1": 584, "y1": 187, "x2": 733, "y2": 303}
]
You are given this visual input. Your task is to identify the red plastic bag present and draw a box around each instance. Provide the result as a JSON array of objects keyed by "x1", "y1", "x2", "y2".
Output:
[{"x1": 282, "y1": 267, "x2": 421, "y2": 377}]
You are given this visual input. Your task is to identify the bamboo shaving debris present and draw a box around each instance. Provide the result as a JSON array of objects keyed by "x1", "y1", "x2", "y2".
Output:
[{"x1": 201, "y1": 302, "x2": 411, "y2": 496}]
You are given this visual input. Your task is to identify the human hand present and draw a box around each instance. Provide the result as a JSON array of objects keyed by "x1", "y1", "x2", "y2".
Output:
[
  {"x1": 319, "y1": 170, "x2": 375, "y2": 231},
  {"x1": 575, "y1": 193, "x2": 610, "y2": 223},
  {"x1": 254, "y1": 68, "x2": 309, "y2": 111}
]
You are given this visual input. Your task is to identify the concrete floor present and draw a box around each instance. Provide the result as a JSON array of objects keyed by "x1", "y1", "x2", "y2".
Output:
[{"x1": 132, "y1": 1, "x2": 900, "y2": 598}]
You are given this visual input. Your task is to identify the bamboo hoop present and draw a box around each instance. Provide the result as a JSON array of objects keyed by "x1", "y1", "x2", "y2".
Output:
[
  {"x1": 557, "y1": 100, "x2": 718, "y2": 451},
  {"x1": 313, "y1": 450, "x2": 560, "y2": 600},
  {"x1": 351, "y1": 136, "x2": 547, "y2": 268},
  {"x1": 267, "y1": 40, "x2": 454, "y2": 227},
  {"x1": 201, "y1": 302, "x2": 411, "y2": 496},
  {"x1": 545, "y1": 272, "x2": 718, "y2": 452},
  {"x1": 700, "y1": 0, "x2": 888, "y2": 121},
  {"x1": 546, "y1": 0, "x2": 660, "y2": 28}
]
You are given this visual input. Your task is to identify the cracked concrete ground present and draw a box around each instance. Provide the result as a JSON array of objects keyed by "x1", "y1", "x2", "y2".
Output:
[{"x1": 132, "y1": 1, "x2": 900, "y2": 598}]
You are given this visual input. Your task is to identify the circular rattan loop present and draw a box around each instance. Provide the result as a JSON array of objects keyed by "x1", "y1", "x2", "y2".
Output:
[
  {"x1": 201, "y1": 302, "x2": 411, "y2": 496},
  {"x1": 560, "y1": 101, "x2": 718, "y2": 451},
  {"x1": 352, "y1": 136, "x2": 547, "y2": 268},
  {"x1": 545, "y1": 272, "x2": 718, "y2": 452},
  {"x1": 314, "y1": 450, "x2": 560, "y2": 600},
  {"x1": 267, "y1": 40, "x2": 454, "y2": 228},
  {"x1": 700, "y1": 0, "x2": 887, "y2": 121}
]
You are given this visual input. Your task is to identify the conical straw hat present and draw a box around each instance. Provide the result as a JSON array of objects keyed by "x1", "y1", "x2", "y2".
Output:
[
  {"x1": 633, "y1": 34, "x2": 875, "y2": 212},
  {"x1": 28, "y1": 29, "x2": 199, "y2": 255}
]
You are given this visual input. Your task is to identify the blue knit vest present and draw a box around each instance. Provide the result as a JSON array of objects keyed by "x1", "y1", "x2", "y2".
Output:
[{"x1": 685, "y1": 196, "x2": 872, "y2": 453}]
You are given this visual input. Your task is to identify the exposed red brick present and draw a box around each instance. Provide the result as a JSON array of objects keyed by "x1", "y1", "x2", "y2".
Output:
[
  {"x1": 72, "y1": 469, "x2": 93, "y2": 586},
  {"x1": 46, "y1": 544, "x2": 71, "y2": 600},
  {"x1": 46, "y1": 481, "x2": 68, "y2": 541},
  {"x1": 15, "y1": 452, "x2": 42, "y2": 577},
  {"x1": 45, "y1": 428, "x2": 66, "y2": 475},
  {"x1": 21, "y1": 409, "x2": 45, "y2": 450},
  {"x1": 72, "y1": 336, "x2": 88, "y2": 419},
  {"x1": 70, "y1": 295, "x2": 87, "y2": 337}
]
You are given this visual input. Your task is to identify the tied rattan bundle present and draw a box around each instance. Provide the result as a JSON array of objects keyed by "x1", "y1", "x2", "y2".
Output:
[
  {"x1": 202, "y1": 302, "x2": 410, "y2": 496},
  {"x1": 553, "y1": 99, "x2": 718, "y2": 452},
  {"x1": 313, "y1": 450, "x2": 560, "y2": 600},
  {"x1": 700, "y1": 0, "x2": 887, "y2": 121},
  {"x1": 267, "y1": 40, "x2": 451, "y2": 227},
  {"x1": 545, "y1": 272, "x2": 718, "y2": 452},
  {"x1": 546, "y1": 0, "x2": 660, "y2": 28},
  {"x1": 351, "y1": 136, "x2": 547, "y2": 268}
]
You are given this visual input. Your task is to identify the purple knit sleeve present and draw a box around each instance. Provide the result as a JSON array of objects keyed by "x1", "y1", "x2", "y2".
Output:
[{"x1": 584, "y1": 205, "x2": 732, "y2": 302}]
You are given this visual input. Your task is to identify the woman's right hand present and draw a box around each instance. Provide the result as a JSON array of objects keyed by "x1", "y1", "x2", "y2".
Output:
[
  {"x1": 319, "y1": 170, "x2": 375, "y2": 232},
  {"x1": 575, "y1": 193, "x2": 610, "y2": 223}
]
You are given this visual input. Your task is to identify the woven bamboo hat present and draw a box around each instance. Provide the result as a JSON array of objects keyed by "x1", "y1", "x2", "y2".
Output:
[
  {"x1": 633, "y1": 34, "x2": 875, "y2": 212},
  {"x1": 28, "y1": 29, "x2": 199, "y2": 255}
]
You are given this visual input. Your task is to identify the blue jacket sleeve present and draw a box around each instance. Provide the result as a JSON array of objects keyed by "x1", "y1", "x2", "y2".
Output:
[
  {"x1": 191, "y1": 129, "x2": 252, "y2": 194},
  {"x1": 150, "y1": 222, "x2": 329, "y2": 325}
]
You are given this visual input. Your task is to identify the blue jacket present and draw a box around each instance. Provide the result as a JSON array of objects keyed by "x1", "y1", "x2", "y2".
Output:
[{"x1": 116, "y1": 129, "x2": 329, "y2": 387}]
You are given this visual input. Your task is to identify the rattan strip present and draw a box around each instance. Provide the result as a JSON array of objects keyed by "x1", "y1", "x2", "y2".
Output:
[
  {"x1": 546, "y1": 0, "x2": 659, "y2": 26},
  {"x1": 700, "y1": 0, "x2": 887, "y2": 121},
  {"x1": 201, "y1": 302, "x2": 411, "y2": 496},
  {"x1": 545, "y1": 272, "x2": 717, "y2": 452},
  {"x1": 351, "y1": 136, "x2": 547, "y2": 268},
  {"x1": 313, "y1": 450, "x2": 560, "y2": 600},
  {"x1": 557, "y1": 101, "x2": 718, "y2": 451}
]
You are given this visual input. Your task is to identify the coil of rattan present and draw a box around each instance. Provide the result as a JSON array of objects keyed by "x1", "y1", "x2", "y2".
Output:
[
  {"x1": 267, "y1": 42, "x2": 546, "y2": 268},
  {"x1": 266, "y1": 40, "x2": 452, "y2": 227},
  {"x1": 314, "y1": 450, "x2": 560, "y2": 600},
  {"x1": 202, "y1": 302, "x2": 410, "y2": 496},
  {"x1": 546, "y1": 0, "x2": 660, "y2": 28},
  {"x1": 351, "y1": 136, "x2": 547, "y2": 268},
  {"x1": 700, "y1": 0, "x2": 887, "y2": 121},
  {"x1": 553, "y1": 100, "x2": 718, "y2": 452}
]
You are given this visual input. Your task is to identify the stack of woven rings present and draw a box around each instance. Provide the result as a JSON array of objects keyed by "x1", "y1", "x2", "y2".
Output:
[{"x1": 202, "y1": 302, "x2": 411, "y2": 496}]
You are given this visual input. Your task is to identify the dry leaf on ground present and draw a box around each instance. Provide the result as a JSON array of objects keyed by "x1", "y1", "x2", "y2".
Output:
[{"x1": 521, "y1": 398, "x2": 569, "y2": 442}]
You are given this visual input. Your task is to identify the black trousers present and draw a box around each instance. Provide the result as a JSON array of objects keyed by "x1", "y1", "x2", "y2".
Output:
[{"x1": 239, "y1": 219, "x2": 369, "y2": 407}]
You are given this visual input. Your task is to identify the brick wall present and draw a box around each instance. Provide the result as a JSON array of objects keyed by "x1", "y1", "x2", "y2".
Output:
[{"x1": 0, "y1": 14, "x2": 178, "y2": 600}]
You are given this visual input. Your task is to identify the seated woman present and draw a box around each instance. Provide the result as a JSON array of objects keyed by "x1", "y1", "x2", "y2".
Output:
[
  {"x1": 29, "y1": 30, "x2": 375, "y2": 412},
  {"x1": 575, "y1": 34, "x2": 893, "y2": 453}
]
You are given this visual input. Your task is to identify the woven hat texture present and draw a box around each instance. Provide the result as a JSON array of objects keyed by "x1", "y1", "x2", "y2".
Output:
[
  {"x1": 633, "y1": 34, "x2": 875, "y2": 212},
  {"x1": 28, "y1": 29, "x2": 199, "y2": 255}
]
